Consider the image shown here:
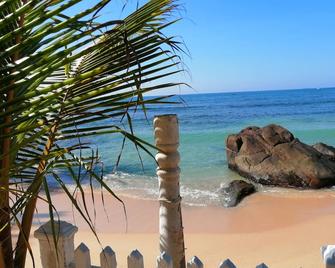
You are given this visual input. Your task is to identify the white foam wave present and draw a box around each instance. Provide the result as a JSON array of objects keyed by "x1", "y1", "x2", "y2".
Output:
[
  {"x1": 61, "y1": 171, "x2": 335, "y2": 207},
  {"x1": 101, "y1": 171, "x2": 223, "y2": 206}
]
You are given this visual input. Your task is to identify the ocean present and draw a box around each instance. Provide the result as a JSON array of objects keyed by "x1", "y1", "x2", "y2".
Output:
[{"x1": 64, "y1": 88, "x2": 335, "y2": 206}]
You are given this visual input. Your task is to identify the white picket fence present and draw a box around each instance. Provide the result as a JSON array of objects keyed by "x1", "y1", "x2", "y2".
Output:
[
  {"x1": 72, "y1": 242, "x2": 335, "y2": 268},
  {"x1": 33, "y1": 220, "x2": 270, "y2": 268},
  {"x1": 70, "y1": 240, "x2": 270, "y2": 268},
  {"x1": 33, "y1": 220, "x2": 335, "y2": 268}
]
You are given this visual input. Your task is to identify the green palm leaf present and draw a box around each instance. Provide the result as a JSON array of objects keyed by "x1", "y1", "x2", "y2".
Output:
[{"x1": 0, "y1": 0, "x2": 184, "y2": 267}]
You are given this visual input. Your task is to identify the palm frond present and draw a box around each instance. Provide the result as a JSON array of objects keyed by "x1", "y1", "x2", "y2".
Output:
[{"x1": 0, "y1": 0, "x2": 185, "y2": 267}]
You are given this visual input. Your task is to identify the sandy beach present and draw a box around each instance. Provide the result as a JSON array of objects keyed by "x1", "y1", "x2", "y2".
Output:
[{"x1": 23, "y1": 189, "x2": 335, "y2": 267}]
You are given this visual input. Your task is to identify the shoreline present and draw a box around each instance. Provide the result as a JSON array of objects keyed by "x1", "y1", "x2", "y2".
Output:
[{"x1": 25, "y1": 189, "x2": 335, "y2": 267}]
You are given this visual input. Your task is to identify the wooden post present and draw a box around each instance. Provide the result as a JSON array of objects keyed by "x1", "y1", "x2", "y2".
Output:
[
  {"x1": 74, "y1": 243, "x2": 91, "y2": 268},
  {"x1": 154, "y1": 114, "x2": 185, "y2": 268},
  {"x1": 34, "y1": 220, "x2": 78, "y2": 268},
  {"x1": 322, "y1": 245, "x2": 335, "y2": 268},
  {"x1": 100, "y1": 246, "x2": 117, "y2": 268},
  {"x1": 219, "y1": 259, "x2": 236, "y2": 268},
  {"x1": 187, "y1": 256, "x2": 203, "y2": 268}
]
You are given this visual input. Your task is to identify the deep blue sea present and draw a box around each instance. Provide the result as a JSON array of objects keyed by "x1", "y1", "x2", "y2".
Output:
[{"x1": 67, "y1": 88, "x2": 335, "y2": 205}]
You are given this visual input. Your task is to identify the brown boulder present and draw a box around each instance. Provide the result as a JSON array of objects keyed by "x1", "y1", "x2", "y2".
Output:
[{"x1": 226, "y1": 124, "x2": 335, "y2": 188}]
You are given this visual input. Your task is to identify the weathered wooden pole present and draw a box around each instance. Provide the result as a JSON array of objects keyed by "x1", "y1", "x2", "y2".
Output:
[{"x1": 154, "y1": 114, "x2": 186, "y2": 268}]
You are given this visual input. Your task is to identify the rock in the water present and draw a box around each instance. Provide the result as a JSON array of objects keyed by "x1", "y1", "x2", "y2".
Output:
[
  {"x1": 226, "y1": 124, "x2": 335, "y2": 188},
  {"x1": 219, "y1": 180, "x2": 256, "y2": 207}
]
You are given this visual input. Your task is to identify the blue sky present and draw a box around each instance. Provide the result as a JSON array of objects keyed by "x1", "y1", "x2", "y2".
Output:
[
  {"x1": 172, "y1": 0, "x2": 335, "y2": 93},
  {"x1": 77, "y1": 0, "x2": 335, "y2": 94}
]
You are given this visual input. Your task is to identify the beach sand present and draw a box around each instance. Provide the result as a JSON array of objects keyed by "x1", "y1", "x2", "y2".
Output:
[{"x1": 26, "y1": 189, "x2": 335, "y2": 267}]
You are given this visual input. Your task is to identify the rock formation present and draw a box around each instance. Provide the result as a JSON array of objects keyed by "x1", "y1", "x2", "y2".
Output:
[
  {"x1": 218, "y1": 180, "x2": 256, "y2": 207},
  {"x1": 226, "y1": 124, "x2": 335, "y2": 188}
]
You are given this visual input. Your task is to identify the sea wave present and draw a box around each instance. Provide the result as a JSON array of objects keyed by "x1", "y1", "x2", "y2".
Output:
[
  {"x1": 101, "y1": 171, "x2": 221, "y2": 206},
  {"x1": 60, "y1": 170, "x2": 335, "y2": 207}
]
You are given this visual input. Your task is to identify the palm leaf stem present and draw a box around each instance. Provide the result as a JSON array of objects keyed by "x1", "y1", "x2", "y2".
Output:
[{"x1": 14, "y1": 124, "x2": 58, "y2": 267}]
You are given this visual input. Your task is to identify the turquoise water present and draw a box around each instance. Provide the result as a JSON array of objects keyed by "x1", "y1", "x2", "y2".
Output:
[{"x1": 67, "y1": 88, "x2": 335, "y2": 205}]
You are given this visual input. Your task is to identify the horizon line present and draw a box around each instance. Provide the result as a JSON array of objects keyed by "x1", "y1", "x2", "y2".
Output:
[{"x1": 147, "y1": 86, "x2": 335, "y2": 97}]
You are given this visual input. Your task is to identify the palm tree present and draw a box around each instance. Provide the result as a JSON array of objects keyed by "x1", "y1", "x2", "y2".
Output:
[{"x1": 0, "y1": 0, "x2": 183, "y2": 267}]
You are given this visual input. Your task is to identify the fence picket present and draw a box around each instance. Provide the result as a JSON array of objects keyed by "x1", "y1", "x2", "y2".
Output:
[
  {"x1": 100, "y1": 246, "x2": 117, "y2": 268},
  {"x1": 157, "y1": 251, "x2": 173, "y2": 268},
  {"x1": 219, "y1": 259, "x2": 236, "y2": 268},
  {"x1": 75, "y1": 242, "x2": 91, "y2": 268},
  {"x1": 187, "y1": 256, "x2": 203, "y2": 268},
  {"x1": 256, "y1": 263, "x2": 269, "y2": 268},
  {"x1": 127, "y1": 249, "x2": 144, "y2": 268}
]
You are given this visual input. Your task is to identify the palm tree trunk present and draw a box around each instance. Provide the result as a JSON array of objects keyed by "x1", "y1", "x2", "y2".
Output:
[
  {"x1": 0, "y1": 98, "x2": 14, "y2": 268},
  {"x1": 0, "y1": 3, "x2": 27, "y2": 265}
]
